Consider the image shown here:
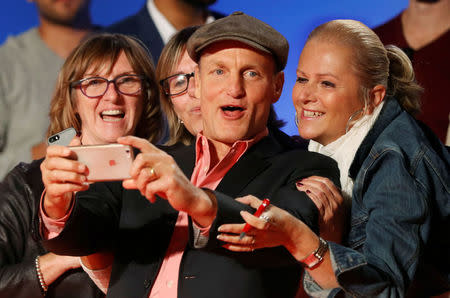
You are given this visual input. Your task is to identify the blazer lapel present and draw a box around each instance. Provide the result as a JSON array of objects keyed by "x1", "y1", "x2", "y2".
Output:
[
  {"x1": 168, "y1": 144, "x2": 196, "y2": 178},
  {"x1": 216, "y1": 135, "x2": 283, "y2": 197},
  {"x1": 135, "y1": 6, "x2": 164, "y2": 62}
]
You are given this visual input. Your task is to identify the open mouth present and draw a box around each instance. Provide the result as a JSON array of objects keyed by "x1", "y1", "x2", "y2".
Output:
[
  {"x1": 221, "y1": 105, "x2": 245, "y2": 118},
  {"x1": 303, "y1": 110, "x2": 324, "y2": 118},
  {"x1": 101, "y1": 110, "x2": 125, "y2": 122}
]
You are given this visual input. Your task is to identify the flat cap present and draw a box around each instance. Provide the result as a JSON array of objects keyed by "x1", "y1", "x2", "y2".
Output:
[{"x1": 187, "y1": 11, "x2": 289, "y2": 71}]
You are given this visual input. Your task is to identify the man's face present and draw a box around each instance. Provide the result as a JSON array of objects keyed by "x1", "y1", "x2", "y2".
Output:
[
  {"x1": 195, "y1": 41, "x2": 284, "y2": 144},
  {"x1": 34, "y1": 0, "x2": 88, "y2": 26}
]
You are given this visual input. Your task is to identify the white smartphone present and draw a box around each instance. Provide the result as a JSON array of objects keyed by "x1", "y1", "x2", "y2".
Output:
[
  {"x1": 69, "y1": 144, "x2": 135, "y2": 182},
  {"x1": 47, "y1": 127, "x2": 77, "y2": 146}
]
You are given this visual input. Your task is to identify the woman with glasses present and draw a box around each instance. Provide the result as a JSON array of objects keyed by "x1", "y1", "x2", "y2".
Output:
[
  {"x1": 0, "y1": 33, "x2": 162, "y2": 297},
  {"x1": 157, "y1": 25, "x2": 202, "y2": 146},
  {"x1": 75, "y1": 26, "x2": 204, "y2": 294},
  {"x1": 217, "y1": 20, "x2": 450, "y2": 297}
]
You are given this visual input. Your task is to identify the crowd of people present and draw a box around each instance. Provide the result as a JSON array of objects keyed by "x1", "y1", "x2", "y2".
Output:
[{"x1": 0, "y1": 0, "x2": 449, "y2": 297}]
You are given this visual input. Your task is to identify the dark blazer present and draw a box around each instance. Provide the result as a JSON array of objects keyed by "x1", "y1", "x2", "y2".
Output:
[
  {"x1": 103, "y1": 5, "x2": 225, "y2": 64},
  {"x1": 0, "y1": 160, "x2": 103, "y2": 298},
  {"x1": 43, "y1": 131, "x2": 339, "y2": 298}
]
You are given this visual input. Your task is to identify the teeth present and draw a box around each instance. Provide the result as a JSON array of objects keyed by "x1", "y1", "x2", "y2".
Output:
[
  {"x1": 101, "y1": 110, "x2": 124, "y2": 116},
  {"x1": 304, "y1": 110, "x2": 323, "y2": 117}
]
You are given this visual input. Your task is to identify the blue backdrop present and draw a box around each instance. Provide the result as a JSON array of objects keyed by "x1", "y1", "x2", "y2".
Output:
[{"x1": 0, "y1": 0, "x2": 408, "y2": 136}]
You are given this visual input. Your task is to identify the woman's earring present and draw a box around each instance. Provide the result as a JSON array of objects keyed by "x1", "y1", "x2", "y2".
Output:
[
  {"x1": 178, "y1": 118, "x2": 184, "y2": 125},
  {"x1": 345, "y1": 109, "x2": 363, "y2": 133},
  {"x1": 295, "y1": 111, "x2": 299, "y2": 127}
]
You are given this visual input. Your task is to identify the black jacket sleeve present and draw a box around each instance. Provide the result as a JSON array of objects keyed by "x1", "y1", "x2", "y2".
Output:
[
  {"x1": 196, "y1": 150, "x2": 340, "y2": 267},
  {"x1": 0, "y1": 161, "x2": 45, "y2": 297},
  {"x1": 0, "y1": 161, "x2": 104, "y2": 298}
]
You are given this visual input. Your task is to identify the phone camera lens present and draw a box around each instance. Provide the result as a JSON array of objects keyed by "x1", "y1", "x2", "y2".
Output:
[{"x1": 49, "y1": 135, "x2": 60, "y2": 143}]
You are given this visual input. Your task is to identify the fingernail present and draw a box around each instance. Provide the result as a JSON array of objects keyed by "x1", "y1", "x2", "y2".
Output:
[
  {"x1": 296, "y1": 181, "x2": 303, "y2": 187},
  {"x1": 306, "y1": 190, "x2": 311, "y2": 194},
  {"x1": 217, "y1": 234, "x2": 223, "y2": 240},
  {"x1": 217, "y1": 226, "x2": 223, "y2": 232}
]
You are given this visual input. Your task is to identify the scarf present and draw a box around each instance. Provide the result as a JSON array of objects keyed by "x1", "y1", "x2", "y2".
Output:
[{"x1": 308, "y1": 102, "x2": 384, "y2": 201}]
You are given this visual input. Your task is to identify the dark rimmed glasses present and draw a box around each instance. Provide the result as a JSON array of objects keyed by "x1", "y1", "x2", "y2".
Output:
[
  {"x1": 159, "y1": 72, "x2": 194, "y2": 96},
  {"x1": 71, "y1": 74, "x2": 145, "y2": 98}
]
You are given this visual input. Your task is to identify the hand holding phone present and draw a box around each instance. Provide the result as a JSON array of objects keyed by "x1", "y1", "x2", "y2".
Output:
[{"x1": 69, "y1": 144, "x2": 134, "y2": 182}]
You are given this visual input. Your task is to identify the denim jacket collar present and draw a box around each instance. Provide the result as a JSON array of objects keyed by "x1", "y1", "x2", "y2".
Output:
[{"x1": 349, "y1": 97, "x2": 402, "y2": 179}]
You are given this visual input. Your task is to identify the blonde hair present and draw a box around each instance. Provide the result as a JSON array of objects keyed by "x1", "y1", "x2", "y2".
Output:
[
  {"x1": 307, "y1": 19, "x2": 422, "y2": 115},
  {"x1": 156, "y1": 26, "x2": 199, "y2": 146},
  {"x1": 47, "y1": 33, "x2": 163, "y2": 142}
]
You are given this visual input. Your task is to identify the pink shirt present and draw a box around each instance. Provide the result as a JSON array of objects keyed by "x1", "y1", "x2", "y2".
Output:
[{"x1": 41, "y1": 129, "x2": 268, "y2": 297}]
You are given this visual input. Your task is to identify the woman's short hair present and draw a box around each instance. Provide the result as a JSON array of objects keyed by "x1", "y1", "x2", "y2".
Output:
[
  {"x1": 307, "y1": 19, "x2": 422, "y2": 116},
  {"x1": 47, "y1": 33, "x2": 163, "y2": 143},
  {"x1": 156, "y1": 26, "x2": 199, "y2": 146}
]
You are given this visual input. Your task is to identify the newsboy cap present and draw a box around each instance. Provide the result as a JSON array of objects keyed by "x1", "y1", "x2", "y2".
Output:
[{"x1": 187, "y1": 11, "x2": 289, "y2": 71}]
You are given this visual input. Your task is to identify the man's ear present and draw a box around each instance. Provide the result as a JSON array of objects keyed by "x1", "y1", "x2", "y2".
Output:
[
  {"x1": 366, "y1": 84, "x2": 386, "y2": 114},
  {"x1": 272, "y1": 71, "x2": 284, "y2": 104},
  {"x1": 194, "y1": 65, "x2": 201, "y2": 99}
]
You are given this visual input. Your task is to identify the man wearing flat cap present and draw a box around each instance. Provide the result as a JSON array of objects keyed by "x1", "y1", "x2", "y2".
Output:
[{"x1": 40, "y1": 12, "x2": 339, "y2": 298}]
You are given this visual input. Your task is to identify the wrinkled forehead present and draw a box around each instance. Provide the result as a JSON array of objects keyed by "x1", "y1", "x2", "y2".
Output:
[
  {"x1": 198, "y1": 40, "x2": 276, "y2": 71},
  {"x1": 200, "y1": 40, "x2": 273, "y2": 59}
]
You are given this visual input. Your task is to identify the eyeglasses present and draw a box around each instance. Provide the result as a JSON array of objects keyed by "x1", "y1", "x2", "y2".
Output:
[
  {"x1": 159, "y1": 72, "x2": 194, "y2": 96},
  {"x1": 71, "y1": 74, "x2": 145, "y2": 98}
]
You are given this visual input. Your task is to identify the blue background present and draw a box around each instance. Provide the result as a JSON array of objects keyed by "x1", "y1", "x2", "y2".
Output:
[{"x1": 0, "y1": 0, "x2": 408, "y2": 136}]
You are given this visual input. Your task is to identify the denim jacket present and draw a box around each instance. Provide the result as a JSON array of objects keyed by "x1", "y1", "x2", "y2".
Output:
[{"x1": 304, "y1": 98, "x2": 450, "y2": 297}]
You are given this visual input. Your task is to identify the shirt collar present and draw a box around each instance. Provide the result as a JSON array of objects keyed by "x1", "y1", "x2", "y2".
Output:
[
  {"x1": 195, "y1": 128, "x2": 269, "y2": 163},
  {"x1": 147, "y1": 0, "x2": 216, "y2": 45}
]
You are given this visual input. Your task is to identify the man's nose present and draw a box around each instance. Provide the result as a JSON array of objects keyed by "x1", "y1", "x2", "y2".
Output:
[{"x1": 226, "y1": 73, "x2": 245, "y2": 98}]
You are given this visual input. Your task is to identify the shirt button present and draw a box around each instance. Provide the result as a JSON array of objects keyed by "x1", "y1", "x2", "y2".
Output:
[{"x1": 166, "y1": 280, "x2": 174, "y2": 288}]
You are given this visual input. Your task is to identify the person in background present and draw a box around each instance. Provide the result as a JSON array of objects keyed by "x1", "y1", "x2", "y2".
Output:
[
  {"x1": 103, "y1": 0, "x2": 224, "y2": 64},
  {"x1": 374, "y1": 0, "x2": 450, "y2": 145},
  {"x1": 0, "y1": 0, "x2": 96, "y2": 180},
  {"x1": 218, "y1": 19, "x2": 450, "y2": 297},
  {"x1": 0, "y1": 33, "x2": 162, "y2": 297},
  {"x1": 157, "y1": 25, "x2": 202, "y2": 145},
  {"x1": 39, "y1": 12, "x2": 339, "y2": 298}
]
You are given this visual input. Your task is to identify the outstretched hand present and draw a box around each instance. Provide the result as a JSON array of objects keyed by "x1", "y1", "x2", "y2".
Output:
[{"x1": 118, "y1": 136, "x2": 217, "y2": 227}]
